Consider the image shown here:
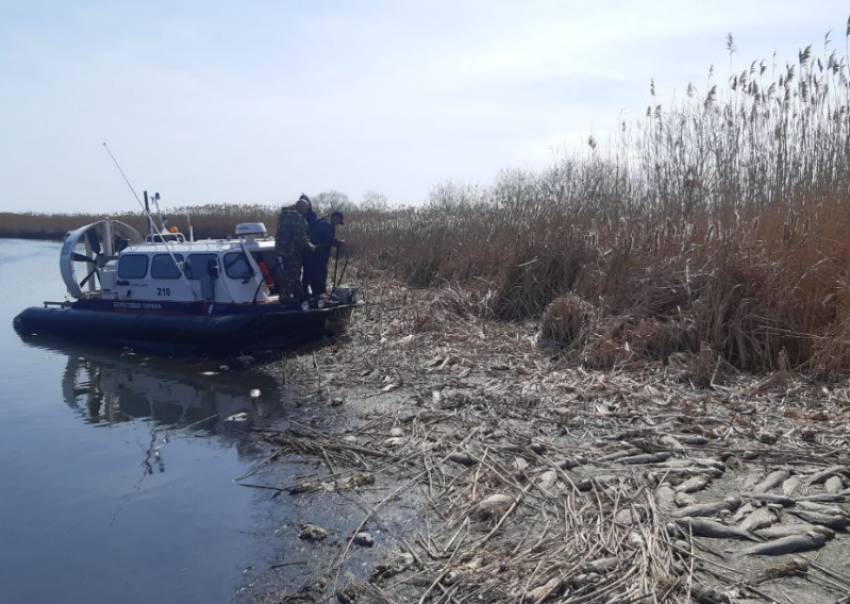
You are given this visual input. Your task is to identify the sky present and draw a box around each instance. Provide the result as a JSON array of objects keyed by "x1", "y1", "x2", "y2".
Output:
[{"x1": 1, "y1": 0, "x2": 848, "y2": 213}]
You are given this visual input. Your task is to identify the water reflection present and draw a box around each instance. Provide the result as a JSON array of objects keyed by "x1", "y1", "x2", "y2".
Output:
[
  {"x1": 1, "y1": 240, "x2": 282, "y2": 604},
  {"x1": 58, "y1": 350, "x2": 283, "y2": 433}
]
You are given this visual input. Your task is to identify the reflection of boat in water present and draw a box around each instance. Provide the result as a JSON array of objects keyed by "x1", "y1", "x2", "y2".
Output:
[{"x1": 58, "y1": 346, "x2": 283, "y2": 433}]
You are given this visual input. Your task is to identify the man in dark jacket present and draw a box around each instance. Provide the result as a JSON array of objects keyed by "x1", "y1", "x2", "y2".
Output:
[
  {"x1": 300, "y1": 195, "x2": 318, "y2": 293},
  {"x1": 271, "y1": 195, "x2": 315, "y2": 302},
  {"x1": 308, "y1": 211, "x2": 345, "y2": 296}
]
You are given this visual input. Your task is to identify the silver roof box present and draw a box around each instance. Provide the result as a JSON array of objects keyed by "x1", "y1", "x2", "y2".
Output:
[{"x1": 235, "y1": 222, "x2": 268, "y2": 237}]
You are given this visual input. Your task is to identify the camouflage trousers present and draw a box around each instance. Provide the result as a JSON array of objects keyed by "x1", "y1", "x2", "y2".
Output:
[{"x1": 265, "y1": 251, "x2": 305, "y2": 302}]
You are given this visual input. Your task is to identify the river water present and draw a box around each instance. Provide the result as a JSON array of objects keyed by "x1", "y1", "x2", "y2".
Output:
[{"x1": 0, "y1": 239, "x2": 286, "y2": 603}]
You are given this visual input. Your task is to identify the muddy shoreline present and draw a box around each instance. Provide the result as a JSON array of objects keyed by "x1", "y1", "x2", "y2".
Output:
[{"x1": 240, "y1": 285, "x2": 850, "y2": 604}]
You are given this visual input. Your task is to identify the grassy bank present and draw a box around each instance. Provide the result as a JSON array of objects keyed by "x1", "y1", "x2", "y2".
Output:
[{"x1": 8, "y1": 30, "x2": 850, "y2": 378}]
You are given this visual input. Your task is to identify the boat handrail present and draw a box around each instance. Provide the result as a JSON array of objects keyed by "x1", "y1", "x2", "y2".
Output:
[{"x1": 145, "y1": 232, "x2": 186, "y2": 244}]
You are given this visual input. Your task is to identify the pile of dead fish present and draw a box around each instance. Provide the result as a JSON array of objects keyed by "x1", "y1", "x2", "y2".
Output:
[{"x1": 594, "y1": 445, "x2": 850, "y2": 556}]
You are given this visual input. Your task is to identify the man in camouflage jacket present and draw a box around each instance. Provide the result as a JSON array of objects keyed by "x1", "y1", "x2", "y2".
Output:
[{"x1": 271, "y1": 195, "x2": 315, "y2": 302}]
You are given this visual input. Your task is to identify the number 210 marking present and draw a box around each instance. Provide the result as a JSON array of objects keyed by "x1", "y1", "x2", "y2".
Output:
[{"x1": 157, "y1": 287, "x2": 171, "y2": 296}]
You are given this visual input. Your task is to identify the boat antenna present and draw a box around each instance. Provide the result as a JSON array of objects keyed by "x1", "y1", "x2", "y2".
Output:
[
  {"x1": 103, "y1": 142, "x2": 167, "y2": 233},
  {"x1": 102, "y1": 142, "x2": 146, "y2": 215},
  {"x1": 102, "y1": 142, "x2": 199, "y2": 301}
]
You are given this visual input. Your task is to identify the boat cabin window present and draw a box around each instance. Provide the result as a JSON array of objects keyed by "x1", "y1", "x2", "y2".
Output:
[
  {"x1": 117, "y1": 254, "x2": 149, "y2": 279},
  {"x1": 184, "y1": 253, "x2": 219, "y2": 280},
  {"x1": 223, "y1": 252, "x2": 253, "y2": 280},
  {"x1": 150, "y1": 254, "x2": 185, "y2": 279}
]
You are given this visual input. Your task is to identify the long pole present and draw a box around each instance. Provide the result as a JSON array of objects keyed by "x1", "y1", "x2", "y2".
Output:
[
  {"x1": 143, "y1": 191, "x2": 153, "y2": 235},
  {"x1": 103, "y1": 143, "x2": 199, "y2": 301}
]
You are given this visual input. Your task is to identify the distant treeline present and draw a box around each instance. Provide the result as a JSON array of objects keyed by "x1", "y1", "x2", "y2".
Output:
[{"x1": 0, "y1": 195, "x2": 367, "y2": 242}]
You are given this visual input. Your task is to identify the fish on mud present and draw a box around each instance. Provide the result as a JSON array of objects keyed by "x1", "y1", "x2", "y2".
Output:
[
  {"x1": 756, "y1": 524, "x2": 835, "y2": 540},
  {"x1": 672, "y1": 497, "x2": 741, "y2": 519},
  {"x1": 742, "y1": 472, "x2": 763, "y2": 490},
  {"x1": 804, "y1": 465, "x2": 848, "y2": 486},
  {"x1": 675, "y1": 491, "x2": 697, "y2": 507},
  {"x1": 795, "y1": 500, "x2": 847, "y2": 516},
  {"x1": 825, "y1": 475, "x2": 845, "y2": 494},
  {"x1": 596, "y1": 448, "x2": 643, "y2": 462},
  {"x1": 781, "y1": 475, "x2": 802, "y2": 497},
  {"x1": 752, "y1": 470, "x2": 791, "y2": 494},
  {"x1": 737, "y1": 529, "x2": 831, "y2": 556},
  {"x1": 731, "y1": 502, "x2": 756, "y2": 523},
  {"x1": 798, "y1": 493, "x2": 850, "y2": 503},
  {"x1": 615, "y1": 507, "x2": 642, "y2": 525},
  {"x1": 676, "y1": 517, "x2": 762, "y2": 541},
  {"x1": 693, "y1": 457, "x2": 726, "y2": 471},
  {"x1": 677, "y1": 435, "x2": 711, "y2": 446},
  {"x1": 739, "y1": 507, "x2": 780, "y2": 532},
  {"x1": 789, "y1": 509, "x2": 850, "y2": 530},
  {"x1": 617, "y1": 451, "x2": 673, "y2": 465},
  {"x1": 743, "y1": 493, "x2": 795, "y2": 507},
  {"x1": 660, "y1": 435, "x2": 685, "y2": 450},
  {"x1": 655, "y1": 485, "x2": 676, "y2": 511},
  {"x1": 675, "y1": 474, "x2": 711, "y2": 493}
]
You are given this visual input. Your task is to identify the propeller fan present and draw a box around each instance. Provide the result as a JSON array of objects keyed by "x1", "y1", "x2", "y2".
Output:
[
  {"x1": 61, "y1": 220, "x2": 143, "y2": 298},
  {"x1": 70, "y1": 225, "x2": 108, "y2": 291}
]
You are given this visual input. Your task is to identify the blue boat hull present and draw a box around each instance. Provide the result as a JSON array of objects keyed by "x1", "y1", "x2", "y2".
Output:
[{"x1": 13, "y1": 299, "x2": 358, "y2": 354}]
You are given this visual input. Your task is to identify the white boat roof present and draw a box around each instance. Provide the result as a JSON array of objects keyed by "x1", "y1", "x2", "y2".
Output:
[{"x1": 123, "y1": 238, "x2": 275, "y2": 254}]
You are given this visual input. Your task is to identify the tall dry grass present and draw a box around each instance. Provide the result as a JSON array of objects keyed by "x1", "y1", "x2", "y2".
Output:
[
  {"x1": 7, "y1": 27, "x2": 850, "y2": 378},
  {"x1": 348, "y1": 28, "x2": 850, "y2": 379}
]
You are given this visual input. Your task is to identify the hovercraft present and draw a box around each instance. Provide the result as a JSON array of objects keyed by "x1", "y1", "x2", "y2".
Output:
[{"x1": 13, "y1": 208, "x2": 363, "y2": 354}]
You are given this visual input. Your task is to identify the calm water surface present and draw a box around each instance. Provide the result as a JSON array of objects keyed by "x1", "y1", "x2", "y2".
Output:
[{"x1": 0, "y1": 239, "x2": 285, "y2": 603}]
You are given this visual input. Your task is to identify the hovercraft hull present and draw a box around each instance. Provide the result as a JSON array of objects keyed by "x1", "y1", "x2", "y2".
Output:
[{"x1": 13, "y1": 301, "x2": 356, "y2": 354}]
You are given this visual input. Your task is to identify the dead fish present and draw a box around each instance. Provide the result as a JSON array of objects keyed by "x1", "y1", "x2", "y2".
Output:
[
  {"x1": 299, "y1": 523, "x2": 329, "y2": 541},
  {"x1": 448, "y1": 453, "x2": 477, "y2": 467},
  {"x1": 353, "y1": 532, "x2": 374, "y2": 547},
  {"x1": 660, "y1": 435, "x2": 685, "y2": 450},
  {"x1": 596, "y1": 448, "x2": 643, "y2": 462},
  {"x1": 673, "y1": 497, "x2": 741, "y2": 519},
  {"x1": 690, "y1": 585, "x2": 731, "y2": 604},
  {"x1": 826, "y1": 475, "x2": 845, "y2": 494},
  {"x1": 581, "y1": 557, "x2": 620, "y2": 574},
  {"x1": 788, "y1": 509, "x2": 850, "y2": 530},
  {"x1": 804, "y1": 465, "x2": 848, "y2": 486},
  {"x1": 557, "y1": 456, "x2": 586, "y2": 470},
  {"x1": 795, "y1": 501, "x2": 847, "y2": 516},
  {"x1": 738, "y1": 530, "x2": 829, "y2": 556},
  {"x1": 739, "y1": 507, "x2": 780, "y2": 532},
  {"x1": 725, "y1": 455, "x2": 744, "y2": 471},
  {"x1": 731, "y1": 502, "x2": 756, "y2": 523},
  {"x1": 677, "y1": 435, "x2": 711, "y2": 446},
  {"x1": 534, "y1": 470, "x2": 558, "y2": 491},
  {"x1": 743, "y1": 493, "x2": 795, "y2": 507},
  {"x1": 655, "y1": 485, "x2": 676, "y2": 511},
  {"x1": 676, "y1": 517, "x2": 762, "y2": 541},
  {"x1": 676, "y1": 474, "x2": 711, "y2": 493},
  {"x1": 474, "y1": 494, "x2": 514, "y2": 519},
  {"x1": 617, "y1": 451, "x2": 673, "y2": 465},
  {"x1": 756, "y1": 524, "x2": 835, "y2": 540},
  {"x1": 523, "y1": 578, "x2": 562, "y2": 604},
  {"x1": 752, "y1": 470, "x2": 790, "y2": 494},
  {"x1": 693, "y1": 457, "x2": 726, "y2": 470},
  {"x1": 782, "y1": 475, "x2": 802, "y2": 497},
  {"x1": 742, "y1": 472, "x2": 763, "y2": 490},
  {"x1": 675, "y1": 491, "x2": 697, "y2": 507},
  {"x1": 798, "y1": 493, "x2": 850, "y2": 503},
  {"x1": 615, "y1": 507, "x2": 642, "y2": 525}
]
